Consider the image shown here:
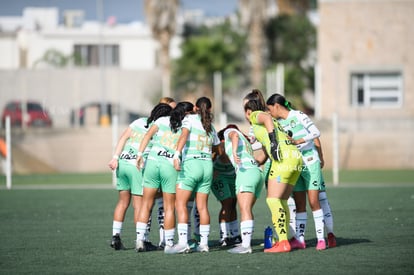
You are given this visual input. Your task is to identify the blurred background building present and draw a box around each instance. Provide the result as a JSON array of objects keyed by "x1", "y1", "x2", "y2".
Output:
[{"x1": 0, "y1": 0, "x2": 413, "y2": 174}]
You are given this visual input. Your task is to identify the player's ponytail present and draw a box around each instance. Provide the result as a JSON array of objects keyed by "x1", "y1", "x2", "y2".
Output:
[
  {"x1": 170, "y1": 101, "x2": 194, "y2": 133},
  {"x1": 195, "y1": 97, "x2": 213, "y2": 135},
  {"x1": 145, "y1": 103, "x2": 172, "y2": 128}
]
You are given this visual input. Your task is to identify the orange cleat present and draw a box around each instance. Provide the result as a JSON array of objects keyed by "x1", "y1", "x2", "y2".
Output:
[{"x1": 264, "y1": 240, "x2": 291, "y2": 253}]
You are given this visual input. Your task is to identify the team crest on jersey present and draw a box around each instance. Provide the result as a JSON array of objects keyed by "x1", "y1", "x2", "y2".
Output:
[{"x1": 290, "y1": 120, "x2": 296, "y2": 129}]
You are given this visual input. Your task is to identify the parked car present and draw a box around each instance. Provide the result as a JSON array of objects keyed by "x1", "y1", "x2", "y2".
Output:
[{"x1": 1, "y1": 101, "x2": 52, "y2": 128}]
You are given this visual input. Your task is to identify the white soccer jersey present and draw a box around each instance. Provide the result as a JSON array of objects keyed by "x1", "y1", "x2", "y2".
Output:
[
  {"x1": 147, "y1": 116, "x2": 181, "y2": 164},
  {"x1": 181, "y1": 114, "x2": 220, "y2": 161},
  {"x1": 119, "y1": 117, "x2": 150, "y2": 165},
  {"x1": 223, "y1": 128, "x2": 259, "y2": 172},
  {"x1": 278, "y1": 110, "x2": 320, "y2": 165}
]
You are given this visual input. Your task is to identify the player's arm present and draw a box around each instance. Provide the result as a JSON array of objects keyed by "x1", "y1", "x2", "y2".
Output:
[
  {"x1": 136, "y1": 124, "x2": 158, "y2": 169},
  {"x1": 173, "y1": 127, "x2": 190, "y2": 171},
  {"x1": 228, "y1": 130, "x2": 241, "y2": 164},
  {"x1": 291, "y1": 113, "x2": 320, "y2": 145},
  {"x1": 314, "y1": 137, "x2": 325, "y2": 169},
  {"x1": 108, "y1": 127, "x2": 131, "y2": 170}
]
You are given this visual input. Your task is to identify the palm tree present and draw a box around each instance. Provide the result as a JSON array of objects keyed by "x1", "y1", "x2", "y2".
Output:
[
  {"x1": 277, "y1": 0, "x2": 309, "y2": 15},
  {"x1": 239, "y1": 0, "x2": 270, "y2": 88},
  {"x1": 144, "y1": 0, "x2": 179, "y2": 98}
]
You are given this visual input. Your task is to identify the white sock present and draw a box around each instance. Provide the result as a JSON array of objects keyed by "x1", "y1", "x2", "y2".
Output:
[
  {"x1": 287, "y1": 196, "x2": 296, "y2": 238},
  {"x1": 296, "y1": 212, "x2": 307, "y2": 243},
  {"x1": 177, "y1": 223, "x2": 188, "y2": 246},
  {"x1": 112, "y1": 221, "x2": 123, "y2": 236},
  {"x1": 199, "y1": 224, "x2": 210, "y2": 246},
  {"x1": 136, "y1": 222, "x2": 147, "y2": 241},
  {"x1": 193, "y1": 205, "x2": 200, "y2": 237},
  {"x1": 164, "y1": 228, "x2": 175, "y2": 247},
  {"x1": 313, "y1": 209, "x2": 325, "y2": 241},
  {"x1": 240, "y1": 220, "x2": 254, "y2": 248},
  {"x1": 155, "y1": 197, "x2": 165, "y2": 245},
  {"x1": 219, "y1": 222, "x2": 229, "y2": 241},
  {"x1": 229, "y1": 220, "x2": 239, "y2": 238},
  {"x1": 186, "y1": 201, "x2": 194, "y2": 240},
  {"x1": 319, "y1": 191, "x2": 334, "y2": 234},
  {"x1": 144, "y1": 214, "x2": 152, "y2": 242}
]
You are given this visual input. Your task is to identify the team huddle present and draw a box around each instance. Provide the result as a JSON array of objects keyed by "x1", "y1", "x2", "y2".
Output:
[{"x1": 108, "y1": 89, "x2": 337, "y2": 254}]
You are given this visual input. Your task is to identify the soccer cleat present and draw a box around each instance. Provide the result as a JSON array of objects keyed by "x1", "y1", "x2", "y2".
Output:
[
  {"x1": 289, "y1": 237, "x2": 306, "y2": 250},
  {"x1": 158, "y1": 241, "x2": 165, "y2": 250},
  {"x1": 110, "y1": 234, "x2": 124, "y2": 250},
  {"x1": 196, "y1": 244, "x2": 209, "y2": 253},
  {"x1": 264, "y1": 240, "x2": 291, "y2": 253},
  {"x1": 135, "y1": 240, "x2": 145, "y2": 252},
  {"x1": 231, "y1": 235, "x2": 242, "y2": 245},
  {"x1": 327, "y1": 233, "x2": 337, "y2": 248},
  {"x1": 219, "y1": 237, "x2": 230, "y2": 247},
  {"x1": 316, "y1": 239, "x2": 327, "y2": 250},
  {"x1": 228, "y1": 245, "x2": 252, "y2": 254},
  {"x1": 164, "y1": 244, "x2": 190, "y2": 254},
  {"x1": 144, "y1": 241, "x2": 158, "y2": 251}
]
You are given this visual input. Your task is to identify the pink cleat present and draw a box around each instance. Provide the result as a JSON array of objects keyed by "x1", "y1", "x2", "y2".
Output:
[
  {"x1": 316, "y1": 239, "x2": 326, "y2": 250},
  {"x1": 289, "y1": 237, "x2": 306, "y2": 250}
]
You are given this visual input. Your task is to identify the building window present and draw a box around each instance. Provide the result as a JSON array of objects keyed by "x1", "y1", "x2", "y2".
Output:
[
  {"x1": 74, "y1": 44, "x2": 119, "y2": 67},
  {"x1": 350, "y1": 72, "x2": 403, "y2": 108}
]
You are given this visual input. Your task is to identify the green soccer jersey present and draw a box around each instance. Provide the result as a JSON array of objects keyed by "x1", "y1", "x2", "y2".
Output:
[
  {"x1": 223, "y1": 128, "x2": 260, "y2": 172},
  {"x1": 119, "y1": 117, "x2": 150, "y2": 165},
  {"x1": 181, "y1": 114, "x2": 220, "y2": 161},
  {"x1": 278, "y1": 110, "x2": 320, "y2": 165},
  {"x1": 147, "y1": 116, "x2": 181, "y2": 164}
]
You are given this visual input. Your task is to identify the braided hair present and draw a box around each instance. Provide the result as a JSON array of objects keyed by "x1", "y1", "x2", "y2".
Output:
[
  {"x1": 170, "y1": 101, "x2": 194, "y2": 133},
  {"x1": 145, "y1": 103, "x2": 172, "y2": 128}
]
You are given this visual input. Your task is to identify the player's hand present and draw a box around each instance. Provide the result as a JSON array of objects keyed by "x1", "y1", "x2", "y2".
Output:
[
  {"x1": 136, "y1": 156, "x2": 144, "y2": 170},
  {"x1": 173, "y1": 158, "x2": 181, "y2": 171},
  {"x1": 108, "y1": 156, "x2": 118, "y2": 170}
]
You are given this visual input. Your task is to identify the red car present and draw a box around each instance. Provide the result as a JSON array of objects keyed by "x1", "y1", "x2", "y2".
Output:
[{"x1": 1, "y1": 101, "x2": 52, "y2": 128}]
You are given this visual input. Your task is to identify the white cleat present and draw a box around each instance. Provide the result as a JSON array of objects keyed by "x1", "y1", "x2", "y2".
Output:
[
  {"x1": 228, "y1": 245, "x2": 252, "y2": 254},
  {"x1": 164, "y1": 244, "x2": 190, "y2": 254}
]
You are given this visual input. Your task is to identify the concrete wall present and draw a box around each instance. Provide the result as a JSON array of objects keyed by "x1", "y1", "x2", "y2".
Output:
[
  {"x1": 0, "y1": 69, "x2": 163, "y2": 128},
  {"x1": 318, "y1": 0, "x2": 414, "y2": 120}
]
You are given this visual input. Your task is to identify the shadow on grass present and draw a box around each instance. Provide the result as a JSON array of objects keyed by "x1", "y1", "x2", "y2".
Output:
[{"x1": 305, "y1": 237, "x2": 372, "y2": 248}]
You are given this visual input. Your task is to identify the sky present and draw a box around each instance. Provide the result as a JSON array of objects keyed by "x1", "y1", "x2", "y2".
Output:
[{"x1": 0, "y1": 0, "x2": 239, "y2": 23}]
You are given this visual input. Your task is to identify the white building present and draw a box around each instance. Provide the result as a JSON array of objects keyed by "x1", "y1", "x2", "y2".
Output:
[{"x1": 0, "y1": 7, "x2": 182, "y2": 70}]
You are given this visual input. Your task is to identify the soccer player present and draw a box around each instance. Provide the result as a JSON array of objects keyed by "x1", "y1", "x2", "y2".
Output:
[
  {"x1": 108, "y1": 103, "x2": 172, "y2": 251},
  {"x1": 154, "y1": 96, "x2": 177, "y2": 248},
  {"x1": 314, "y1": 137, "x2": 337, "y2": 248},
  {"x1": 243, "y1": 89, "x2": 302, "y2": 253},
  {"x1": 219, "y1": 124, "x2": 263, "y2": 254},
  {"x1": 135, "y1": 102, "x2": 193, "y2": 253},
  {"x1": 170, "y1": 97, "x2": 220, "y2": 253},
  {"x1": 212, "y1": 127, "x2": 240, "y2": 247},
  {"x1": 266, "y1": 93, "x2": 327, "y2": 250}
]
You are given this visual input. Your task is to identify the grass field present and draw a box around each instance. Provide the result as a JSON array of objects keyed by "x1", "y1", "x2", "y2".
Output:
[{"x1": 0, "y1": 171, "x2": 414, "y2": 274}]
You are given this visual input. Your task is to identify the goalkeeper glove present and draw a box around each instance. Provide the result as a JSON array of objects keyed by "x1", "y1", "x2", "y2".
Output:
[{"x1": 268, "y1": 131, "x2": 281, "y2": 161}]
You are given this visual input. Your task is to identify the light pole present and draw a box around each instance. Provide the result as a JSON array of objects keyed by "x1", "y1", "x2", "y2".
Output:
[{"x1": 97, "y1": 0, "x2": 109, "y2": 126}]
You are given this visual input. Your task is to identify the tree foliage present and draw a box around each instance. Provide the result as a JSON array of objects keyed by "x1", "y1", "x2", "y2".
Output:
[
  {"x1": 265, "y1": 14, "x2": 316, "y2": 109},
  {"x1": 173, "y1": 21, "x2": 247, "y2": 95}
]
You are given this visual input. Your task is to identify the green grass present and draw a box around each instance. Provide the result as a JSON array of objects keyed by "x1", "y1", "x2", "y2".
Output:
[
  {"x1": 1, "y1": 169, "x2": 414, "y2": 187},
  {"x1": 0, "y1": 181, "x2": 414, "y2": 274}
]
